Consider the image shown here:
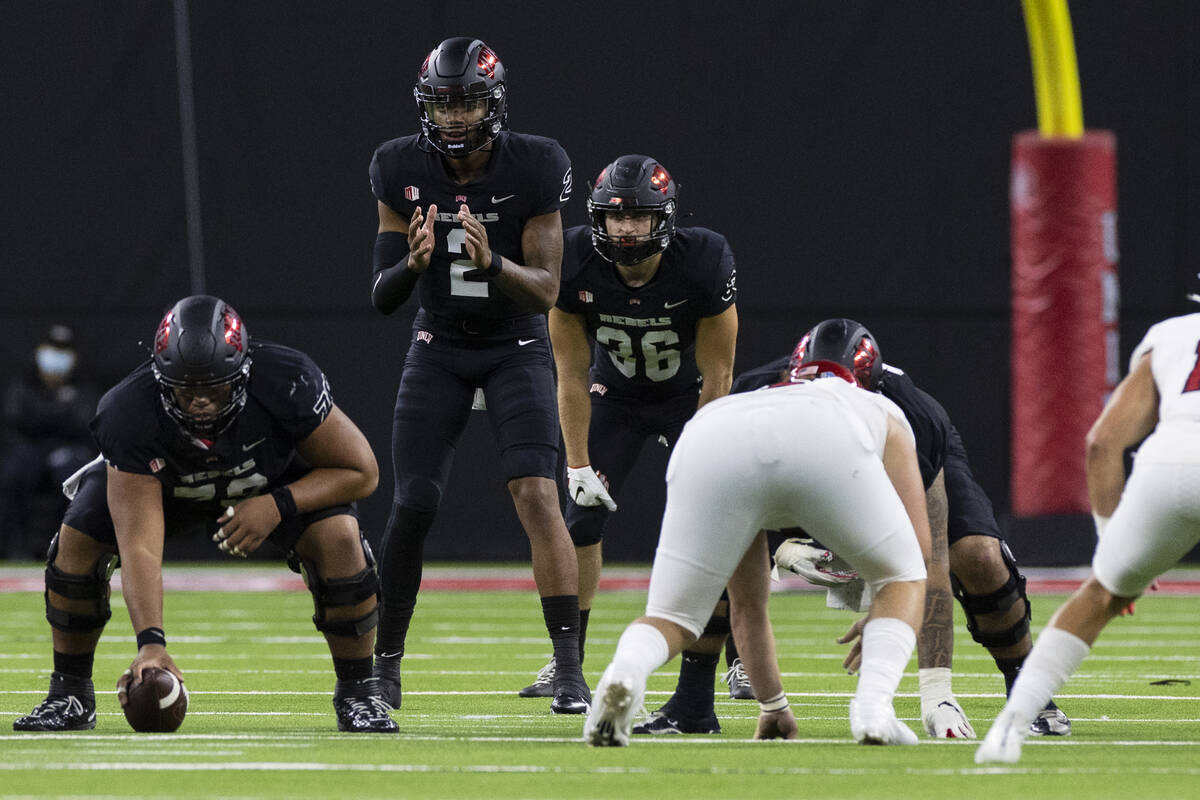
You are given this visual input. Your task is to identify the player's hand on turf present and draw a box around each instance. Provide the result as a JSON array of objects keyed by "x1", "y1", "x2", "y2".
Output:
[
  {"x1": 406, "y1": 204, "x2": 436, "y2": 273},
  {"x1": 919, "y1": 667, "x2": 975, "y2": 738},
  {"x1": 837, "y1": 617, "x2": 867, "y2": 674},
  {"x1": 566, "y1": 465, "x2": 617, "y2": 511},
  {"x1": 211, "y1": 498, "x2": 279, "y2": 557},
  {"x1": 457, "y1": 204, "x2": 493, "y2": 269},
  {"x1": 117, "y1": 648, "x2": 182, "y2": 707},
  {"x1": 754, "y1": 708, "x2": 798, "y2": 740}
]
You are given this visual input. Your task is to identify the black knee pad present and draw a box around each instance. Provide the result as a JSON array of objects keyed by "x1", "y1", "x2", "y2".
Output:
[
  {"x1": 567, "y1": 515, "x2": 604, "y2": 548},
  {"x1": 43, "y1": 533, "x2": 119, "y2": 633},
  {"x1": 950, "y1": 540, "x2": 1031, "y2": 649},
  {"x1": 288, "y1": 532, "x2": 380, "y2": 638}
]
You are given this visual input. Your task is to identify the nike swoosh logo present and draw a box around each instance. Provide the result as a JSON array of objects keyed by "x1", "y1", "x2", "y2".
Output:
[
  {"x1": 373, "y1": 272, "x2": 384, "y2": 291},
  {"x1": 242, "y1": 437, "x2": 266, "y2": 451},
  {"x1": 518, "y1": 338, "x2": 537, "y2": 346},
  {"x1": 491, "y1": 194, "x2": 516, "y2": 204},
  {"x1": 574, "y1": 486, "x2": 586, "y2": 500},
  {"x1": 664, "y1": 299, "x2": 689, "y2": 309},
  {"x1": 378, "y1": 651, "x2": 403, "y2": 659}
]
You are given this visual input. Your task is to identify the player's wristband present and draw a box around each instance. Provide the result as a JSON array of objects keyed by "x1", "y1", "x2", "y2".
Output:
[
  {"x1": 271, "y1": 487, "x2": 298, "y2": 521},
  {"x1": 759, "y1": 691, "x2": 789, "y2": 713},
  {"x1": 136, "y1": 627, "x2": 166, "y2": 649},
  {"x1": 462, "y1": 252, "x2": 504, "y2": 282}
]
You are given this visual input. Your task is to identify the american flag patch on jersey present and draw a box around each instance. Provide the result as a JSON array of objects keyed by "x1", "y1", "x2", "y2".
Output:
[
  {"x1": 149, "y1": 458, "x2": 165, "y2": 473},
  {"x1": 579, "y1": 290, "x2": 594, "y2": 303},
  {"x1": 405, "y1": 185, "x2": 420, "y2": 201}
]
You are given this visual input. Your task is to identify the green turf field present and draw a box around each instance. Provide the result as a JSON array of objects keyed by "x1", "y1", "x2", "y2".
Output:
[{"x1": 3, "y1": 565, "x2": 1200, "y2": 799}]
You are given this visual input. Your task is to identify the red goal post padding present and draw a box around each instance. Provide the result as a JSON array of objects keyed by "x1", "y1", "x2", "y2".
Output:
[{"x1": 1011, "y1": 130, "x2": 1118, "y2": 515}]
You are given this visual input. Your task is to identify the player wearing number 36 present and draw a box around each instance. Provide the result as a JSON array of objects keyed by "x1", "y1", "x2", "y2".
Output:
[
  {"x1": 14, "y1": 295, "x2": 397, "y2": 734},
  {"x1": 527, "y1": 155, "x2": 736, "y2": 704},
  {"x1": 367, "y1": 37, "x2": 591, "y2": 714}
]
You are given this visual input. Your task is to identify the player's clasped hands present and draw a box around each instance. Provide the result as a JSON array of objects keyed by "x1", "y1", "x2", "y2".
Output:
[
  {"x1": 211, "y1": 497, "x2": 280, "y2": 557},
  {"x1": 457, "y1": 204, "x2": 493, "y2": 270},
  {"x1": 407, "y1": 204, "x2": 437, "y2": 272}
]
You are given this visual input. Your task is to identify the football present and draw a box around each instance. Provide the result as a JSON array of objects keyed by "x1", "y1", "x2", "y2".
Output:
[{"x1": 123, "y1": 667, "x2": 189, "y2": 732}]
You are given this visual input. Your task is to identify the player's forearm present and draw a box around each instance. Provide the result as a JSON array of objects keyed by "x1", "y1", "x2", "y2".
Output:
[
  {"x1": 284, "y1": 466, "x2": 377, "y2": 511},
  {"x1": 697, "y1": 368, "x2": 732, "y2": 410},
  {"x1": 492, "y1": 259, "x2": 559, "y2": 312},
  {"x1": 557, "y1": 383, "x2": 592, "y2": 466},
  {"x1": 729, "y1": 603, "x2": 785, "y2": 701},
  {"x1": 116, "y1": 541, "x2": 165, "y2": 633}
]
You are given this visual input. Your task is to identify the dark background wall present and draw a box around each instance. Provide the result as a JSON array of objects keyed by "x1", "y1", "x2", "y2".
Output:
[{"x1": 3, "y1": 1, "x2": 1197, "y2": 564}]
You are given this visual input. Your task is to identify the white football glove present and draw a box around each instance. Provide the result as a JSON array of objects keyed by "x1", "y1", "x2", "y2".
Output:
[
  {"x1": 919, "y1": 667, "x2": 976, "y2": 739},
  {"x1": 773, "y1": 538, "x2": 858, "y2": 586},
  {"x1": 566, "y1": 465, "x2": 617, "y2": 511}
]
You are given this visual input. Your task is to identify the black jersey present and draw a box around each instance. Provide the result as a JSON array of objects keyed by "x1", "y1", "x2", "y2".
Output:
[
  {"x1": 369, "y1": 131, "x2": 572, "y2": 327},
  {"x1": 556, "y1": 225, "x2": 737, "y2": 401},
  {"x1": 731, "y1": 357, "x2": 949, "y2": 489},
  {"x1": 91, "y1": 342, "x2": 333, "y2": 504}
]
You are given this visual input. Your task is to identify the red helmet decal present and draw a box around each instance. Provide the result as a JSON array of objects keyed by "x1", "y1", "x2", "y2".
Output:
[
  {"x1": 222, "y1": 309, "x2": 244, "y2": 352},
  {"x1": 650, "y1": 165, "x2": 672, "y2": 194},
  {"x1": 154, "y1": 312, "x2": 173, "y2": 354},
  {"x1": 417, "y1": 52, "x2": 432, "y2": 80},
  {"x1": 852, "y1": 337, "x2": 878, "y2": 385},
  {"x1": 476, "y1": 46, "x2": 499, "y2": 79}
]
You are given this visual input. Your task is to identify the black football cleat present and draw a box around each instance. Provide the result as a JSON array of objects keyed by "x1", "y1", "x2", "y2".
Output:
[
  {"x1": 1029, "y1": 702, "x2": 1071, "y2": 736},
  {"x1": 13, "y1": 672, "x2": 96, "y2": 731},
  {"x1": 632, "y1": 707, "x2": 721, "y2": 735},
  {"x1": 518, "y1": 656, "x2": 556, "y2": 698},
  {"x1": 550, "y1": 670, "x2": 591, "y2": 715},
  {"x1": 723, "y1": 658, "x2": 755, "y2": 700},
  {"x1": 333, "y1": 678, "x2": 398, "y2": 733},
  {"x1": 371, "y1": 655, "x2": 402, "y2": 710}
]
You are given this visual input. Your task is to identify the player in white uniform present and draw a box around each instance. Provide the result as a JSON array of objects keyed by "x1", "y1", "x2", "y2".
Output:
[
  {"x1": 977, "y1": 312, "x2": 1200, "y2": 763},
  {"x1": 584, "y1": 344, "x2": 932, "y2": 746}
]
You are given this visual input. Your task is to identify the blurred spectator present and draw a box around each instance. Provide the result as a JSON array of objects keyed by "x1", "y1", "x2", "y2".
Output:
[{"x1": 0, "y1": 325, "x2": 99, "y2": 559}]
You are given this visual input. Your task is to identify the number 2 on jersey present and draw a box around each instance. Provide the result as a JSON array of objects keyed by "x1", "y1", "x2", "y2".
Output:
[{"x1": 446, "y1": 227, "x2": 489, "y2": 298}]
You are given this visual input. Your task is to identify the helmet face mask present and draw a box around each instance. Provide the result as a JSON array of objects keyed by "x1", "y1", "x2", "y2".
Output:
[
  {"x1": 152, "y1": 296, "x2": 252, "y2": 440},
  {"x1": 587, "y1": 154, "x2": 678, "y2": 266},
  {"x1": 785, "y1": 318, "x2": 882, "y2": 390},
  {"x1": 414, "y1": 37, "x2": 507, "y2": 157}
]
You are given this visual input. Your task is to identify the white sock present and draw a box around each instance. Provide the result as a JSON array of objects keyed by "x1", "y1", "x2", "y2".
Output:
[
  {"x1": 854, "y1": 617, "x2": 917, "y2": 708},
  {"x1": 1004, "y1": 626, "x2": 1090, "y2": 725},
  {"x1": 607, "y1": 622, "x2": 671, "y2": 685}
]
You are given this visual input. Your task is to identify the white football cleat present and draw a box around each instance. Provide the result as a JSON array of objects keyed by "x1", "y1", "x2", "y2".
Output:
[
  {"x1": 975, "y1": 710, "x2": 1028, "y2": 764},
  {"x1": 849, "y1": 699, "x2": 919, "y2": 745},
  {"x1": 583, "y1": 670, "x2": 643, "y2": 747}
]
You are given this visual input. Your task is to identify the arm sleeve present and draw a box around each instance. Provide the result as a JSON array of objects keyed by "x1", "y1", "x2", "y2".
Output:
[{"x1": 371, "y1": 232, "x2": 419, "y2": 314}]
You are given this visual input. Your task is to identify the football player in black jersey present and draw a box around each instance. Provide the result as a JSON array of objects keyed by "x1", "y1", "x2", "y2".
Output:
[
  {"x1": 13, "y1": 296, "x2": 397, "y2": 734},
  {"x1": 734, "y1": 319, "x2": 1070, "y2": 737},
  {"x1": 522, "y1": 155, "x2": 738, "y2": 729},
  {"x1": 367, "y1": 37, "x2": 589, "y2": 714}
]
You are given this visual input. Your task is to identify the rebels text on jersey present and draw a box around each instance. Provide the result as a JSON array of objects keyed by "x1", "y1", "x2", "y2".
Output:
[
  {"x1": 556, "y1": 225, "x2": 737, "y2": 400},
  {"x1": 731, "y1": 357, "x2": 949, "y2": 489},
  {"x1": 90, "y1": 343, "x2": 334, "y2": 505},
  {"x1": 369, "y1": 131, "x2": 573, "y2": 325}
]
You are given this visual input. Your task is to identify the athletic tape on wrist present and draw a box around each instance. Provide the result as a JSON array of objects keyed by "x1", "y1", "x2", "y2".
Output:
[
  {"x1": 759, "y1": 691, "x2": 789, "y2": 713},
  {"x1": 271, "y1": 487, "x2": 298, "y2": 520}
]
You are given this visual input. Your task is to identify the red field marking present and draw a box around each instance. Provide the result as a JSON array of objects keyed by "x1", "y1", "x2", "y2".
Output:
[{"x1": 3, "y1": 571, "x2": 1200, "y2": 594}]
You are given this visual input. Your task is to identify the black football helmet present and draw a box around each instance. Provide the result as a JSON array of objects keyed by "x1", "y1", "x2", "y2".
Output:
[
  {"x1": 414, "y1": 37, "x2": 507, "y2": 157},
  {"x1": 785, "y1": 318, "x2": 882, "y2": 389},
  {"x1": 152, "y1": 295, "x2": 251, "y2": 439},
  {"x1": 587, "y1": 154, "x2": 679, "y2": 266}
]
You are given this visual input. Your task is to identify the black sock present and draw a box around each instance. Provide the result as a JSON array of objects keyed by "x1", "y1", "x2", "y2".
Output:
[
  {"x1": 53, "y1": 650, "x2": 94, "y2": 681},
  {"x1": 996, "y1": 656, "x2": 1025, "y2": 696},
  {"x1": 724, "y1": 634, "x2": 740, "y2": 668},
  {"x1": 670, "y1": 651, "x2": 720, "y2": 714},
  {"x1": 578, "y1": 608, "x2": 591, "y2": 665},
  {"x1": 375, "y1": 507, "x2": 436, "y2": 657},
  {"x1": 541, "y1": 595, "x2": 582, "y2": 675},
  {"x1": 333, "y1": 656, "x2": 374, "y2": 682}
]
